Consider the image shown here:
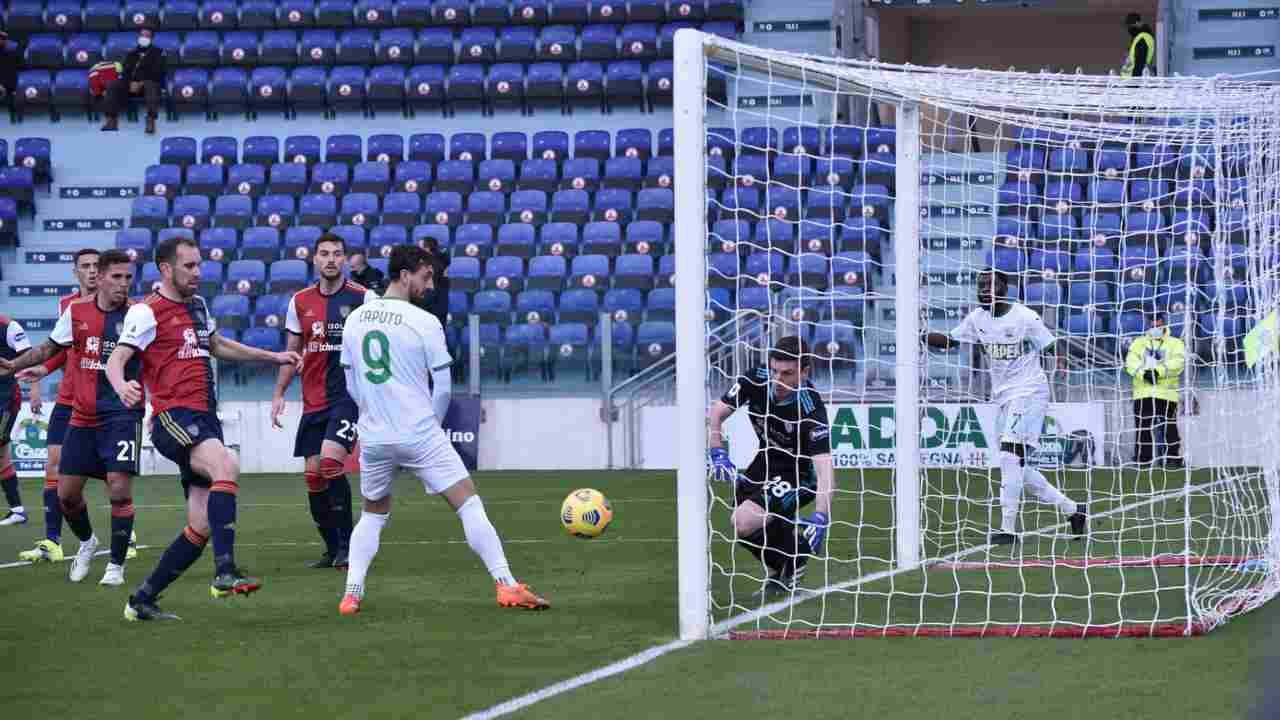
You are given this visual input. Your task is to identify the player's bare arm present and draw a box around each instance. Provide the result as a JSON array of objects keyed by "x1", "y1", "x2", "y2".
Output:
[
  {"x1": 922, "y1": 331, "x2": 956, "y2": 350},
  {"x1": 105, "y1": 343, "x2": 143, "y2": 408},
  {"x1": 270, "y1": 331, "x2": 304, "y2": 429},
  {"x1": 812, "y1": 452, "x2": 834, "y2": 516},
  {"x1": 0, "y1": 337, "x2": 65, "y2": 376},
  {"x1": 707, "y1": 399, "x2": 735, "y2": 449},
  {"x1": 209, "y1": 330, "x2": 303, "y2": 370}
]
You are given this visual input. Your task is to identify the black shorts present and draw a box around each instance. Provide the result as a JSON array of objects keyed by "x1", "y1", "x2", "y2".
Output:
[
  {"x1": 151, "y1": 408, "x2": 223, "y2": 490},
  {"x1": 0, "y1": 396, "x2": 17, "y2": 443},
  {"x1": 59, "y1": 418, "x2": 142, "y2": 479},
  {"x1": 46, "y1": 402, "x2": 73, "y2": 446},
  {"x1": 293, "y1": 399, "x2": 358, "y2": 458},
  {"x1": 734, "y1": 455, "x2": 817, "y2": 519}
]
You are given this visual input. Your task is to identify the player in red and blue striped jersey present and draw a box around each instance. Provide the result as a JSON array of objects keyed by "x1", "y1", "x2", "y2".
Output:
[
  {"x1": 271, "y1": 232, "x2": 376, "y2": 569},
  {"x1": 15, "y1": 248, "x2": 99, "y2": 562},
  {"x1": 0, "y1": 315, "x2": 33, "y2": 527},
  {"x1": 104, "y1": 235, "x2": 300, "y2": 621},
  {"x1": 2, "y1": 250, "x2": 144, "y2": 585}
]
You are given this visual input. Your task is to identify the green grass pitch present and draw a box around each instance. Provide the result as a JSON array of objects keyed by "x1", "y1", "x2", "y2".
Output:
[{"x1": 1, "y1": 470, "x2": 1275, "y2": 720}]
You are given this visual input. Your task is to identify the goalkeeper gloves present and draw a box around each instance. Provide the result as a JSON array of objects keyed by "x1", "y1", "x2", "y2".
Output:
[
  {"x1": 800, "y1": 511, "x2": 830, "y2": 555},
  {"x1": 708, "y1": 448, "x2": 737, "y2": 484}
]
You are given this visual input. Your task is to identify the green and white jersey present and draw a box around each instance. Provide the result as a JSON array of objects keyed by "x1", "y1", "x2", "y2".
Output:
[
  {"x1": 340, "y1": 297, "x2": 452, "y2": 445},
  {"x1": 950, "y1": 302, "x2": 1055, "y2": 405}
]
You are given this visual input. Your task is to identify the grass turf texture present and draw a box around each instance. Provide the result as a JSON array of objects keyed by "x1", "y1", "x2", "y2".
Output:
[{"x1": 0, "y1": 469, "x2": 1274, "y2": 720}]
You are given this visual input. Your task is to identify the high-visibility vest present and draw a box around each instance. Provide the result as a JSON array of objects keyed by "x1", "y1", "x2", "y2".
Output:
[
  {"x1": 1122, "y1": 31, "x2": 1156, "y2": 78},
  {"x1": 1125, "y1": 331, "x2": 1185, "y2": 402}
]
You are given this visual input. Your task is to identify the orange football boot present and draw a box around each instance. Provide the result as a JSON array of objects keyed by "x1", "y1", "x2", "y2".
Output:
[
  {"x1": 339, "y1": 593, "x2": 362, "y2": 616},
  {"x1": 496, "y1": 582, "x2": 550, "y2": 610}
]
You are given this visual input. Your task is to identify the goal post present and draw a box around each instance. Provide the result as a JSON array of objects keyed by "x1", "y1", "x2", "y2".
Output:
[{"x1": 673, "y1": 28, "x2": 1280, "y2": 640}]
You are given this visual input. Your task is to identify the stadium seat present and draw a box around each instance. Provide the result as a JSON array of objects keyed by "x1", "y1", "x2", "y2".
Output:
[
  {"x1": 243, "y1": 137, "x2": 280, "y2": 167},
  {"x1": 395, "y1": 161, "x2": 433, "y2": 194},
  {"x1": 455, "y1": 223, "x2": 495, "y2": 259},
  {"x1": 411, "y1": 223, "x2": 449, "y2": 250},
  {"x1": 173, "y1": 195, "x2": 212, "y2": 231},
  {"x1": 484, "y1": 256, "x2": 525, "y2": 293},
  {"x1": 226, "y1": 259, "x2": 267, "y2": 293},
  {"x1": 425, "y1": 191, "x2": 464, "y2": 226},
  {"x1": 299, "y1": 193, "x2": 338, "y2": 226},
  {"x1": 466, "y1": 191, "x2": 505, "y2": 226},
  {"x1": 496, "y1": 223, "x2": 537, "y2": 258},
  {"x1": 214, "y1": 194, "x2": 253, "y2": 229},
  {"x1": 367, "y1": 224, "x2": 406, "y2": 258},
  {"x1": 268, "y1": 163, "x2": 308, "y2": 197},
  {"x1": 285, "y1": 135, "x2": 323, "y2": 164},
  {"x1": 130, "y1": 196, "x2": 170, "y2": 230},
  {"x1": 241, "y1": 227, "x2": 282, "y2": 261},
  {"x1": 339, "y1": 193, "x2": 379, "y2": 226},
  {"x1": 115, "y1": 228, "x2": 154, "y2": 262},
  {"x1": 283, "y1": 225, "x2": 322, "y2": 260},
  {"x1": 527, "y1": 255, "x2": 567, "y2": 290},
  {"x1": 330, "y1": 224, "x2": 367, "y2": 252}
]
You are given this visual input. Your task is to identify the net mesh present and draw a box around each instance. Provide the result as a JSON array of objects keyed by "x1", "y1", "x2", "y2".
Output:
[{"x1": 694, "y1": 35, "x2": 1280, "y2": 638}]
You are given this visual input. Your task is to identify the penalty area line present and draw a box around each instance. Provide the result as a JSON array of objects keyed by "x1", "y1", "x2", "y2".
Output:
[{"x1": 459, "y1": 473, "x2": 1244, "y2": 719}]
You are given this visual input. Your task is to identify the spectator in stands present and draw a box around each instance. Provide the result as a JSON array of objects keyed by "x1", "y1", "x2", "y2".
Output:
[
  {"x1": 0, "y1": 32, "x2": 19, "y2": 101},
  {"x1": 101, "y1": 28, "x2": 164, "y2": 135},
  {"x1": 1124, "y1": 311, "x2": 1184, "y2": 468},
  {"x1": 414, "y1": 237, "x2": 450, "y2": 331},
  {"x1": 1121, "y1": 13, "x2": 1157, "y2": 79},
  {"x1": 348, "y1": 251, "x2": 385, "y2": 294}
]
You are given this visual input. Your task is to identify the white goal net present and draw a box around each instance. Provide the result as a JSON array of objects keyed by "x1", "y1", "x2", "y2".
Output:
[{"x1": 672, "y1": 30, "x2": 1280, "y2": 639}]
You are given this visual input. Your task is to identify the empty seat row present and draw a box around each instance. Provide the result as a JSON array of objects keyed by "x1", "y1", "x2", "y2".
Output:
[
  {"x1": 143, "y1": 156, "x2": 674, "y2": 197},
  {"x1": 4, "y1": 0, "x2": 741, "y2": 34},
  {"x1": 996, "y1": 177, "x2": 1249, "y2": 211},
  {"x1": 1005, "y1": 143, "x2": 1249, "y2": 180},
  {"x1": 157, "y1": 129, "x2": 671, "y2": 167},
  {"x1": 127, "y1": 187, "x2": 676, "y2": 229},
  {"x1": 20, "y1": 22, "x2": 733, "y2": 68}
]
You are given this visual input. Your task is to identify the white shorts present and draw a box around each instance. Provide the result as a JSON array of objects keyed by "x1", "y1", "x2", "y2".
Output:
[
  {"x1": 359, "y1": 426, "x2": 470, "y2": 501},
  {"x1": 997, "y1": 396, "x2": 1047, "y2": 448}
]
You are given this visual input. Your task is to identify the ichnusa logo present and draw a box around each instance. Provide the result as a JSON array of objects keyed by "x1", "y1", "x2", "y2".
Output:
[{"x1": 829, "y1": 405, "x2": 989, "y2": 468}]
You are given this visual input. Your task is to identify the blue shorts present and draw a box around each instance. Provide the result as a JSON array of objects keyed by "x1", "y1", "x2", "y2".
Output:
[
  {"x1": 293, "y1": 399, "x2": 358, "y2": 458},
  {"x1": 151, "y1": 408, "x2": 223, "y2": 490},
  {"x1": 59, "y1": 418, "x2": 143, "y2": 479},
  {"x1": 47, "y1": 403, "x2": 73, "y2": 446}
]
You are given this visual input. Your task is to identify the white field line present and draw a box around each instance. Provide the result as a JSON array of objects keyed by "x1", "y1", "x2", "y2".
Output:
[{"x1": 459, "y1": 473, "x2": 1242, "y2": 720}]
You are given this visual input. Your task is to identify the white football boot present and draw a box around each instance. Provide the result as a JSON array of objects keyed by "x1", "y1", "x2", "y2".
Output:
[{"x1": 68, "y1": 535, "x2": 99, "y2": 582}]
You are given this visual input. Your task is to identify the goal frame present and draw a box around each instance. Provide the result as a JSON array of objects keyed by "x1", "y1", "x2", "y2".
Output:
[{"x1": 673, "y1": 29, "x2": 927, "y2": 640}]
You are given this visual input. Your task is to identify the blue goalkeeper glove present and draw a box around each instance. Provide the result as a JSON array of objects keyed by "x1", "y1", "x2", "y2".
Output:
[
  {"x1": 707, "y1": 447, "x2": 737, "y2": 484},
  {"x1": 800, "y1": 512, "x2": 830, "y2": 555}
]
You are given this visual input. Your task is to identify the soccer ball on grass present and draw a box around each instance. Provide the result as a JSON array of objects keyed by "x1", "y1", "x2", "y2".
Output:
[{"x1": 560, "y1": 489, "x2": 613, "y2": 539}]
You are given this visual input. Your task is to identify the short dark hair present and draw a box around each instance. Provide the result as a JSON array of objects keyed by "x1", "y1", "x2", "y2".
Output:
[
  {"x1": 74, "y1": 247, "x2": 101, "y2": 263},
  {"x1": 388, "y1": 244, "x2": 432, "y2": 282},
  {"x1": 314, "y1": 231, "x2": 345, "y2": 255},
  {"x1": 770, "y1": 335, "x2": 811, "y2": 370},
  {"x1": 97, "y1": 249, "x2": 134, "y2": 274},
  {"x1": 155, "y1": 235, "x2": 199, "y2": 269},
  {"x1": 1125, "y1": 12, "x2": 1142, "y2": 25}
]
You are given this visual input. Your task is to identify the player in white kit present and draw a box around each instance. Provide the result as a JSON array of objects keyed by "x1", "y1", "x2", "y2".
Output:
[
  {"x1": 337, "y1": 244, "x2": 549, "y2": 615},
  {"x1": 924, "y1": 270, "x2": 1087, "y2": 545}
]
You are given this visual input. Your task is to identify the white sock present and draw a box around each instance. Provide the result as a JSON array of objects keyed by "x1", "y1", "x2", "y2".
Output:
[
  {"x1": 345, "y1": 511, "x2": 389, "y2": 598},
  {"x1": 457, "y1": 496, "x2": 516, "y2": 586},
  {"x1": 999, "y1": 451, "x2": 1024, "y2": 534},
  {"x1": 1024, "y1": 466, "x2": 1078, "y2": 515}
]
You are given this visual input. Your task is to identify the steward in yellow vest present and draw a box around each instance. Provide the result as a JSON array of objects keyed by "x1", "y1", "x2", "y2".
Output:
[{"x1": 1122, "y1": 13, "x2": 1157, "y2": 78}]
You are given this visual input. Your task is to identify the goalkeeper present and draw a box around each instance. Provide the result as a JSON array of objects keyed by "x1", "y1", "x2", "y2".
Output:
[{"x1": 707, "y1": 336, "x2": 834, "y2": 596}]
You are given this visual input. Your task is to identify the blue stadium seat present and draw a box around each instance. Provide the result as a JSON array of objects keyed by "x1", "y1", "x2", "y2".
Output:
[
  {"x1": 498, "y1": 28, "x2": 536, "y2": 63},
  {"x1": 635, "y1": 320, "x2": 674, "y2": 369},
  {"x1": 549, "y1": 189, "x2": 588, "y2": 225},
  {"x1": 250, "y1": 67, "x2": 289, "y2": 114},
  {"x1": 241, "y1": 227, "x2": 282, "y2": 261},
  {"x1": 328, "y1": 65, "x2": 368, "y2": 110},
  {"x1": 626, "y1": 220, "x2": 663, "y2": 255},
  {"x1": 487, "y1": 63, "x2": 526, "y2": 110},
  {"x1": 242, "y1": 137, "x2": 280, "y2": 167},
  {"x1": 368, "y1": 224, "x2": 406, "y2": 257},
  {"x1": 496, "y1": 223, "x2": 537, "y2": 258},
  {"x1": 509, "y1": 189, "x2": 548, "y2": 224},
  {"x1": 455, "y1": 223, "x2": 495, "y2": 259},
  {"x1": 411, "y1": 223, "x2": 449, "y2": 250},
  {"x1": 228, "y1": 164, "x2": 266, "y2": 197},
  {"x1": 330, "y1": 224, "x2": 367, "y2": 252},
  {"x1": 171, "y1": 195, "x2": 210, "y2": 231},
  {"x1": 484, "y1": 255, "x2": 525, "y2": 292},
  {"x1": 635, "y1": 187, "x2": 673, "y2": 223},
  {"x1": 269, "y1": 259, "x2": 309, "y2": 293},
  {"x1": 339, "y1": 193, "x2": 379, "y2": 226},
  {"x1": 327, "y1": 134, "x2": 363, "y2": 166},
  {"x1": 254, "y1": 293, "x2": 292, "y2": 327},
  {"x1": 285, "y1": 135, "x2": 322, "y2": 164},
  {"x1": 395, "y1": 161, "x2": 433, "y2": 194},
  {"x1": 613, "y1": 254, "x2": 653, "y2": 290},
  {"x1": 467, "y1": 191, "x2": 506, "y2": 226},
  {"x1": 180, "y1": 31, "x2": 220, "y2": 67},
  {"x1": 559, "y1": 158, "x2": 598, "y2": 192},
  {"x1": 184, "y1": 164, "x2": 224, "y2": 197},
  {"x1": 408, "y1": 132, "x2": 446, "y2": 163},
  {"x1": 286, "y1": 65, "x2": 326, "y2": 109},
  {"x1": 241, "y1": 327, "x2": 283, "y2": 352},
  {"x1": 450, "y1": 132, "x2": 487, "y2": 162},
  {"x1": 367, "y1": 65, "x2": 407, "y2": 109},
  {"x1": 516, "y1": 290, "x2": 557, "y2": 325},
  {"x1": 211, "y1": 294, "x2": 251, "y2": 330},
  {"x1": 364, "y1": 134, "x2": 403, "y2": 164},
  {"x1": 425, "y1": 191, "x2": 464, "y2": 226},
  {"x1": 478, "y1": 159, "x2": 517, "y2": 194},
  {"x1": 581, "y1": 221, "x2": 622, "y2": 256},
  {"x1": 472, "y1": 289, "x2": 512, "y2": 324},
  {"x1": 214, "y1": 194, "x2": 253, "y2": 228},
  {"x1": 351, "y1": 161, "x2": 391, "y2": 194},
  {"x1": 309, "y1": 162, "x2": 349, "y2": 195},
  {"x1": 595, "y1": 188, "x2": 633, "y2": 223},
  {"x1": 569, "y1": 254, "x2": 609, "y2": 290},
  {"x1": 603, "y1": 157, "x2": 642, "y2": 190},
  {"x1": 226, "y1": 259, "x2": 267, "y2": 293},
  {"x1": 381, "y1": 192, "x2": 420, "y2": 225},
  {"x1": 435, "y1": 159, "x2": 476, "y2": 194},
  {"x1": 527, "y1": 254, "x2": 567, "y2": 290},
  {"x1": 299, "y1": 193, "x2": 338, "y2": 226},
  {"x1": 144, "y1": 164, "x2": 181, "y2": 199},
  {"x1": 283, "y1": 225, "x2": 322, "y2": 260},
  {"x1": 115, "y1": 228, "x2": 154, "y2": 262},
  {"x1": 15, "y1": 71, "x2": 52, "y2": 120},
  {"x1": 417, "y1": 28, "x2": 455, "y2": 65},
  {"x1": 540, "y1": 221, "x2": 579, "y2": 257},
  {"x1": 264, "y1": 165, "x2": 305, "y2": 198},
  {"x1": 526, "y1": 62, "x2": 565, "y2": 110}
]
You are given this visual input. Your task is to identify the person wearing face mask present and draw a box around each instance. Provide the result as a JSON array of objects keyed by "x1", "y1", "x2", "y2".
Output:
[
  {"x1": 1121, "y1": 13, "x2": 1157, "y2": 79},
  {"x1": 1125, "y1": 311, "x2": 1185, "y2": 468},
  {"x1": 101, "y1": 28, "x2": 164, "y2": 134},
  {"x1": 0, "y1": 32, "x2": 20, "y2": 102}
]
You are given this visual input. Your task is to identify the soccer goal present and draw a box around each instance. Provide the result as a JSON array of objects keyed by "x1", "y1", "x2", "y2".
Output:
[{"x1": 672, "y1": 29, "x2": 1280, "y2": 640}]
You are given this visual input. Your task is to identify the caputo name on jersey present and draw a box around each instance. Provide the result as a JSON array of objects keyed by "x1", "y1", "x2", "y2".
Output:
[
  {"x1": 358, "y1": 308, "x2": 404, "y2": 325},
  {"x1": 986, "y1": 342, "x2": 1026, "y2": 361}
]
